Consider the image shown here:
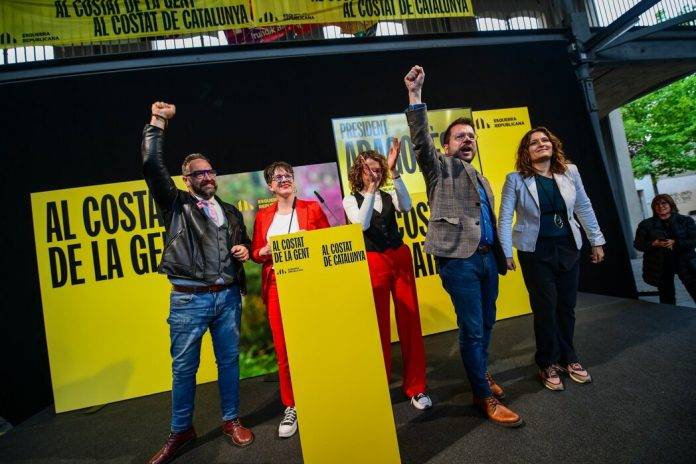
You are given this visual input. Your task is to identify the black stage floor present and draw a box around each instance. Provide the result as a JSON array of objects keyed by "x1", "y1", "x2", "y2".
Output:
[{"x1": 2, "y1": 293, "x2": 696, "y2": 463}]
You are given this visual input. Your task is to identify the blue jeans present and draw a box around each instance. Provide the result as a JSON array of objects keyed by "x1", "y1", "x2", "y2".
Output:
[
  {"x1": 437, "y1": 252, "x2": 499, "y2": 398},
  {"x1": 167, "y1": 286, "x2": 242, "y2": 432}
]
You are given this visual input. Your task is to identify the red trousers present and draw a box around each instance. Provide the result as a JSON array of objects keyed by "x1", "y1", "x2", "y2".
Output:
[
  {"x1": 367, "y1": 244, "x2": 427, "y2": 397},
  {"x1": 266, "y1": 273, "x2": 295, "y2": 407}
]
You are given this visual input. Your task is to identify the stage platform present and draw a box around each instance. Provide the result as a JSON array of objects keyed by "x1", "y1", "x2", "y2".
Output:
[{"x1": 2, "y1": 293, "x2": 695, "y2": 463}]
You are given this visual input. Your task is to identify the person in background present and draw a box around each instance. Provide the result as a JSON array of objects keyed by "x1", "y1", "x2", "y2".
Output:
[
  {"x1": 634, "y1": 194, "x2": 696, "y2": 304},
  {"x1": 498, "y1": 127, "x2": 605, "y2": 392},
  {"x1": 251, "y1": 162, "x2": 330, "y2": 438},
  {"x1": 343, "y1": 139, "x2": 432, "y2": 410}
]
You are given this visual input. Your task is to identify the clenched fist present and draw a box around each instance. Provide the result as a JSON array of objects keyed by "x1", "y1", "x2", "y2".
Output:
[
  {"x1": 404, "y1": 65, "x2": 425, "y2": 104},
  {"x1": 151, "y1": 101, "x2": 176, "y2": 120}
]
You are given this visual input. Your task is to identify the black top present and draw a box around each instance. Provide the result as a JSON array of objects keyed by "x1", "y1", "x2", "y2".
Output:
[
  {"x1": 354, "y1": 191, "x2": 404, "y2": 252},
  {"x1": 535, "y1": 175, "x2": 570, "y2": 238}
]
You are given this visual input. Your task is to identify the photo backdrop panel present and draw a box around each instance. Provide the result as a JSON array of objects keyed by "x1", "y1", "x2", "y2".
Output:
[{"x1": 31, "y1": 163, "x2": 342, "y2": 413}]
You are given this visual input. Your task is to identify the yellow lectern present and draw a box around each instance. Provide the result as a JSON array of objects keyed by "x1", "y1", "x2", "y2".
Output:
[{"x1": 271, "y1": 224, "x2": 401, "y2": 464}]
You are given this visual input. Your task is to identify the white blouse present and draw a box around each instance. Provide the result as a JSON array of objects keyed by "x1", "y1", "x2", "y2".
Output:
[
  {"x1": 342, "y1": 177, "x2": 412, "y2": 231},
  {"x1": 267, "y1": 211, "x2": 300, "y2": 240}
]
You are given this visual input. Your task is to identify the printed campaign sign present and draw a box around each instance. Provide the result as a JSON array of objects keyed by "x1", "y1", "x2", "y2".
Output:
[{"x1": 272, "y1": 224, "x2": 400, "y2": 464}]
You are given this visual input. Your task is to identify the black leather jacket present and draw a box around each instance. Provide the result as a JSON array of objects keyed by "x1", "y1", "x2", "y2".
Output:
[{"x1": 141, "y1": 124, "x2": 250, "y2": 293}]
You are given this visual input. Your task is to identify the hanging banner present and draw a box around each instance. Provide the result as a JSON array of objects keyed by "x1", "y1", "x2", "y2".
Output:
[
  {"x1": 253, "y1": 0, "x2": 474, "y2": 26},
  {"x1": 30, "y1": 162, "x2": 344, "y2": 413},
  {"x1": 0, "y1": 0, "x2": 253, "y2": 49},
  {"x1": 272, "y1": 224, "x2": 400, "y2": 464},
  {"x1": 332, "y1": 106, "x2": 533, "y2": 337}
]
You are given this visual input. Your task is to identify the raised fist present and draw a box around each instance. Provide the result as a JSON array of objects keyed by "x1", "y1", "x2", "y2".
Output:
[
  {"x1": 151, "y1": 101, "x2": 176, "y2": 120},
  {"x1": 404, "y1": 66, "x2": 425, "y2": 93}
]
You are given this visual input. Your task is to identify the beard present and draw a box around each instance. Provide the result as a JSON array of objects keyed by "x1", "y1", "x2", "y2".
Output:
[{"x1": 191, "y1": 179, "x2": 217, "y2": 199}]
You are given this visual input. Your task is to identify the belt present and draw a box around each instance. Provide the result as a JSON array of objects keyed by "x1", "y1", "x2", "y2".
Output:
[
  {"x1": 172, "y1": 283, "x2": 232, "y2": 294},
  {"x1": 477, "y1": 244, "x2": 491, "y2": 254}
]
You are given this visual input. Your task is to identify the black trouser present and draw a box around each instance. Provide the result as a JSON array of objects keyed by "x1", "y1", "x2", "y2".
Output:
[
  {"x1": 518, "y1": 236, "x2": 580, "y2": 369},
  {"x1": 658, "y1": 266, "x2": 696, "y2": 305}
]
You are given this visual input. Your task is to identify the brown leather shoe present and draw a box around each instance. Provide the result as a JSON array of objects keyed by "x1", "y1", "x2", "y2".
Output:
[
  {"x1": 473, "y1": 396, "x2": 524, "y2": 428},
  {"x1": 222, "y1": 418, "x2": 255, "y2": 447},
  {"x1": 148, "y1": 427, "x2": 196, "y2": 464},
  {"x1": 485, "y1": 371, "x2": 505, "y2": 399}
]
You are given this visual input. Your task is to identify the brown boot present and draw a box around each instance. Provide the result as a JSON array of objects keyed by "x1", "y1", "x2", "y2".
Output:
[
  {"x1": 473, "y1": 396, "x2": 524, "y2": 428},
  {"x1": 148, "y1": 427, "x2": 196, "y2": 464},
  {"x1": 485, "y1": 371, "x2": 505, "y2": 399},
  {"x1": 222, "y1": 418, "x2": 255, "y2": 447}
]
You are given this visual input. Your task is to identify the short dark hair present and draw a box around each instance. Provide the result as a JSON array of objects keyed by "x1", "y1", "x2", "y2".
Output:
[
  {"x1": 442, "y1": 117, "x2": 475, "y2": 146},
  {"x1": 264, "y1": 161, "x2": 294, "y2": 184},
  {"x1": 181, "y1": 153, "x2": 211, "y2": 175},
  {"x1": 651, "y1": 194, "x2": 678, "y2": 215}
]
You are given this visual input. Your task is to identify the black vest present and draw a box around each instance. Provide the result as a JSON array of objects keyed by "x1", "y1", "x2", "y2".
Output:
[
  {"x1": 355, "y1": 191, "x2": 404, "y2": 252},
  {"x1": 200, "y1": 217, "x2": 237, "y2": 285}
]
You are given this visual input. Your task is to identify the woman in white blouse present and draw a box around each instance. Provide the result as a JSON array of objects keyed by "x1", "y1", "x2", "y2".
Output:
[{"x1": 343, "y1": 139, "x2": 432, "y2": 410}]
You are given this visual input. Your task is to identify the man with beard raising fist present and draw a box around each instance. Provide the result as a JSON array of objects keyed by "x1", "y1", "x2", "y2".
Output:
[
  {"x1": 403, "y1": 66, "x2": 523, "y2": 427},
  {"x1": 142, "y1": 102, "x2": 255, "y2": 464}
]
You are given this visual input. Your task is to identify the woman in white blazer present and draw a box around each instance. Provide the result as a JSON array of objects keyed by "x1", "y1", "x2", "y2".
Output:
[{"x1": 498, "y1": 127, "x2": 605, "y2": 391}]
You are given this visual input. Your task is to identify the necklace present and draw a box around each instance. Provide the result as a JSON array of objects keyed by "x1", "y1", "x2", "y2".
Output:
[{"x1": 536, "y1": 176, "x2": 564, "y2": 229}]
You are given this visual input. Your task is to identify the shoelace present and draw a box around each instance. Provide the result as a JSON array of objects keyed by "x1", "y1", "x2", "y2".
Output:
[
  {"x1": 281, "y1": 408, "x2": 297, "y2": 425},
  {"x1": 544, "y1": 366, "x2": 560, "y2": 379},
  {"x1": 569, "y1": 362, "x2": 584, "y2": 372}
]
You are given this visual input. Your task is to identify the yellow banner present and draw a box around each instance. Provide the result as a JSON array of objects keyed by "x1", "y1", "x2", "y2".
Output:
[
  {"x1": 272, "y1": 225, "x2": 400, "y2": 464},
  {"x1": 253, "y1": 0, "x2": 474, "y2": 26},
  {"x1": 333, "y1": 106, "x2": 534, "y2": 338},
  {"x1": 0, "y1": 0, "x2": 252, "y2": 49}
]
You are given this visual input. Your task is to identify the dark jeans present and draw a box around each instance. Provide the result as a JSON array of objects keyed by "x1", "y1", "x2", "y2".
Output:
[
  {"x1": 518, "y1": 236, "x2": 580, "y2": 369},
  {"x1": 168, "y1": 285, "x2": 242, "y2": 432},
  {"x1": 437, "y1": 251, "x2": 499, "y2": 398}
]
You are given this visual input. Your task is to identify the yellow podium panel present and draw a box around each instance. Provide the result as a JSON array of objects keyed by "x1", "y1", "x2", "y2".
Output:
[{"x1": 272, "y1": 224, "x2": 400, "y2": 464}]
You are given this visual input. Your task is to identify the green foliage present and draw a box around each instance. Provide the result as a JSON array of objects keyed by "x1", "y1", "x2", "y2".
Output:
[{"x1": 622, "y1": 74, "x2": 696, "y2": 180}]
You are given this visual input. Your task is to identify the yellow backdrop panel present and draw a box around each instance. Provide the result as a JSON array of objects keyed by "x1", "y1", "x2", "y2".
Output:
[
  {"x1": 473, "y1": 107, "x2": 533, "y2": 319},
  {"x1": 31, "y1": 178, "x2": 219, "y2": 413},
  {"x1": 272, "y1": 225, "x2": 400, "y2": 464}
]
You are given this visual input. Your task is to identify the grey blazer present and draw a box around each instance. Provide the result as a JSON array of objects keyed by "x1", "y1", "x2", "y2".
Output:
[
  {"x1": 497, "y1": 165, "x2": 606, "y2": 258},
  {"x1": 407, "y1": 105, "x2": 505, "y2": 271}
]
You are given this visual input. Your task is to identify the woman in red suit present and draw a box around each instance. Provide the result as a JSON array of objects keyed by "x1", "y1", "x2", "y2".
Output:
[{"x1": 251, "y1": 161, "x2": 330, "y2": 438}]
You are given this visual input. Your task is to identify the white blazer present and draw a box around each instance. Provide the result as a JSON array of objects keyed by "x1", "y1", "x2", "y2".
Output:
[{"x1": 497, "y1": 164, "x2": 606, "y2": 258}]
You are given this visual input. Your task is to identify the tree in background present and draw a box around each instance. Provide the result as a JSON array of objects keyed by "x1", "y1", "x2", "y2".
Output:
[{"x1": 622, "y1": 73, "x2": 696, "y2": 193}]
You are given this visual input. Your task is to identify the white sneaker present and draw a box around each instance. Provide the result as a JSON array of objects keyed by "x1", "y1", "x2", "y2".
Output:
[
  {"x1": 278, "y1": 406, "x2": 298, "y2": 438},
  {"x1": 410, "y1": 393, "x2": 433, "y2": 410}
]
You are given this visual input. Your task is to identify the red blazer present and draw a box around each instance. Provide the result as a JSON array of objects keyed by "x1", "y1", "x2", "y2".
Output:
[{"x1": 251, "y1": 198, "x2": 330, "y2": 303}]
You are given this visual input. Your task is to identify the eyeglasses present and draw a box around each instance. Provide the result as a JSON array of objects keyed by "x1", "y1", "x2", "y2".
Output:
[
  {"x1": 184, "y1": 169, "x2": 217, "y2": 179},
  {"x1": 272, "y1": 174, "x2": 294, "y2": 183},
  {"x1": 453, "y1": 132, "x2": 477, "y2": 141}
]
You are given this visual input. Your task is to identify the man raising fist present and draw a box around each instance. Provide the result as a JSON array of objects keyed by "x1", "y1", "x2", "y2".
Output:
[
  {"x1": 404, "y1": 66, "x2": 524, "y2": 428},
  {"x1": 143, "y1": 102, "x2": 254, "y2": 464}
]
